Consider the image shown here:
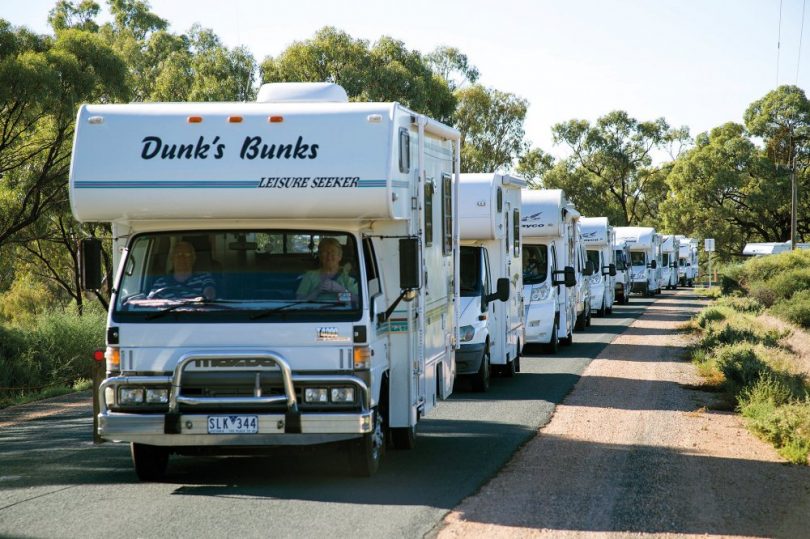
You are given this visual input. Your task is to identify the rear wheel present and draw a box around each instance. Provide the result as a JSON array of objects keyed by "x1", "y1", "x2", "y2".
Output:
[
  {"x1": 131, "y1": 443, "x2": 169, "y2": 482},
  {"x1": 502, "y1": 356, "x2": 517, "y2": 378},
  {"x1": 472, "y1": 347, "x2": 491, "y2": 392},
  {"x1": 349, "y1": 408, "x2": 385, "y2": 476},
  {"x1": 514, "y1": 341, "x2": 521, "y2": 372},
  {"x1": 559, "y1": 324, "x2": 573, "y2": 346}
]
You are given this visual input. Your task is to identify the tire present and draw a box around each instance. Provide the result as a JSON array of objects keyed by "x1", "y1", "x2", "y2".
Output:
[
  {"x1": 390, "y1": 425, "x2": 416, "y2": 450},
  {"x1": 514, "y1": 342, "x2": 521, "y2": 373},
  {"x1": 131, "y1": 443, "x2": 169, "y2": 482},
  {"x1": 503, "y1": 356, "x2": 517, "y2": 378},
  {"x1": 544, "y1": 323, "x2": 559, "y2": 354},
  {"x1": 574, "y1": 312, "x2": 585, "y2": 331},
  {"x1": 349, "y1": 408, "x2": 385, "y2": 477},
  {"x1": 472, "y1": 347, "x2": 491, "y2": 392},
  {"x1": 559, "y1": 324, "x2": 573, "y2": 346},
  {"x1": 585, "y1": 307, "x2": 592, "y2": 327},
  {"x1": 597, "y1": 303, "x2": 606, "y2": 317}
]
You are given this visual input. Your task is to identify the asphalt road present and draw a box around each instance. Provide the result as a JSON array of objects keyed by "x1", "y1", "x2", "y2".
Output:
[{"x1": 0, "y1": 297, "x2": 656, "y2": 539}]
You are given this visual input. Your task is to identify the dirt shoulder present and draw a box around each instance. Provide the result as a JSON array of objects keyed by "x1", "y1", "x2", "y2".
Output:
[{"x1": 436, "y1": 290, "x2": 810, "y2": 538}]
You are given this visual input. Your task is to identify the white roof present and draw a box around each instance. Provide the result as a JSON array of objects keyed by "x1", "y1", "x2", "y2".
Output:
[
  {"x1": 580, "y1": 217, "x2": 611, "y2": 245},
  {"x1": 615, "y1": 226, "x2": 657, "y2": 248},
  {"x1": 459, "y1": 173, "x2": 526, "y2": 240},
  {"x1": 521, "y1": 189, "x2": 578, "y2": 237}
]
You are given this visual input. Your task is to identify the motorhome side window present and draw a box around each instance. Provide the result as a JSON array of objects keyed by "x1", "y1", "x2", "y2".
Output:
[
  {"x1": 424, "y1": 180, "x2": 434, "y2": 246},
  {"x1": 513, "y1": 209, "x2": 520, "y2": 257},
  {"x1": 523, "y1": 244, "x2": 549, "y2": 285},
  {"x1": 113, "y1": 230, "x2": 362, "y2": 323},
  {"x1": 441, "y1": 173, "x2": 452, "y2": 256},
  {"x1": 399, "y1": 128, "x2": 410, "y2": 173}
]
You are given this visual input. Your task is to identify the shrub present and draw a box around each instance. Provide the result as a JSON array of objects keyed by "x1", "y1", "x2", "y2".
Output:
[
  {"x1": 716, "y1": 296, "x2": 763, "y2": 314},
  {"x1": 714, "y1": 343, "x2": 767, "y2": 395},
  {"x1": 700, "y1": 318, "x2": 782, "y2": 350},
  {"x1": 771, "y1": 289, "x2": 810, "y2": 329},
  {"x1": 765, "y1": 268, "x2": 810, "y2": 300},
  {"x1": 749, "y1": 280, "x2": 779, "y2": 308},
  {"x1": 694, "y1": 305, "x2": 731, "y2": 328},
  {"x1": 719, "y1": 263, "x2": 745, "y2": 294},
  {"x1": 739, "y1": 249, "x2": 810, "y2": 288}
]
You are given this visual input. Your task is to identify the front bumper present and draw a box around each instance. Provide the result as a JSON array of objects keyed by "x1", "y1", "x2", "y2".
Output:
[
  {"x1": 456, "y1": 343, "x2": 486, "y2": 375},
  {"x1": 524, "y1": 301, "x2": 556, "y2": 344},
  {"x1": 98, "y1": 350, "x2": 372, "y2": 446}
]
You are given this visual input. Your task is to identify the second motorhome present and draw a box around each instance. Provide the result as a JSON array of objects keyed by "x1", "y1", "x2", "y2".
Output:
[
  {"x1": 71, "y1": 82, "x2": 461, "y2": 479},
  {"x1": 615, "y1": 226, "x2": 661, "y2": 296},
  {"x1": 613, "y1": 238, "x2": 632, "y2": 304},
  {"x1": 581, "y1": 217, "x2": 617, "y2": 316},
  {"x1": 457, "y1": 173, "x2": 525, "y2": 390},
  {"x1": 521, "y1": 189, "x2": 579, "y2": 353}
]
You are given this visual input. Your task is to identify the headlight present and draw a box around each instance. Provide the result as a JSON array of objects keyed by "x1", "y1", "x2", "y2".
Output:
[
  {"x1": 304, "y1": 387, "x2": 328, "y2": 403},
  {"x1": 118, "y1": 387, "x2": 144, "y2": 405},
  {"x1": 145, "y1": 388, "x2": 169, "y2": 404},
  {"x1": 460, "y1": 325, "x2": 476, "y2": 342},
  {"x1": 530, "y1": 283, "x2": 551, "y2": 301},
  {"x1": 330, "y1": 387, "x2": 355, "y2": 403}
]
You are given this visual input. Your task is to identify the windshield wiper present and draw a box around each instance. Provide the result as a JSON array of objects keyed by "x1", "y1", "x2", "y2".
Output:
[
  {"x1": 249, "y1": 299, "x2": 343, "y2": 320},
  {"x1": 145, "y1": 298, "x2": 236, "y2": 320}
]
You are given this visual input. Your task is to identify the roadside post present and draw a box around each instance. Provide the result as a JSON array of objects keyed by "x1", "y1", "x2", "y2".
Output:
[
  {"x1": 704, "y1": 238, "x2": 715, "y2": 287},
  {"x1": 92, "y1": 349, "x2": 105, "y2": 444}
]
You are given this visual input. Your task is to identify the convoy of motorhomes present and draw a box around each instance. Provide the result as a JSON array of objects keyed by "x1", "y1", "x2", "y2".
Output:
[
  {"x1": 675, "y1": 236, "x2": 698, "y2": 286},
  {"x1": 71, "y1": 82, "x2": 462, "y2": 479},
  {"x1": 457, "y1": 173, "x2": 525, "y2": 390},
  {"x1": 520, "y1": 189, "x2": 580, "y2": 352},
  {"x1": 659, "y1": 234, "x2": 680, "y2": 290},
  {"x1": 614, "y1": 227, "x2": 661, "y2": 296},
  {"x1": 581, "y1": 217, "x2": 617, "y2": 316},
  {"x1": 612, "y1": 238, "x2": 632, "y2": 304},
  {"x1": 574, "y1": 235, "x2": 593, "y2": 329}
]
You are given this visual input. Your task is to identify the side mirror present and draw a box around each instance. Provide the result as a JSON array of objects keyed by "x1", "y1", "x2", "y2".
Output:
[
  {"x1": 486, "y1": 277, "x2": 510, "y2": 303},
  {"x1": 80, "y1": 238, "x2": 103, "y2": 291},
  {"x1": 648, "y1": 260, "x2": 657, "y2": 269},
  {"x1": 399, "y1": 238, "x2": 421, "y2": 290},
  {"x1": 583, "y1": 260, "x2": 594, "y2": 276},
  {"x1": 605, "y1": 263, "x2": 616, "y2": 277},
  {"x1": 564, "y1": 266, "x2": 576, "y2": 288}
]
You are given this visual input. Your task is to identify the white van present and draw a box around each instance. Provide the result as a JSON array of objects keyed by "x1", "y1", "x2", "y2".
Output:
[
  {"x1": 581, "y1": 217, "x2": 617, "y2": 316},
  {"x1": 614, "y1": 227, "x2": 661, "y2": 296},
  {"x1": 457, "y1": 173, "x2": 525, "y2": 390},
  {"x1": 676, "y1": 236, "x2": 698, "y2": 286},
  {"x1": 612, "y1": 238, "x2": 632, "y2": 304},
  {"x1": 659, "y1": 234, "x2": 680, "y2": 290},
  {"x1": 574, "y1": 231, "x2": 594, "y2": 329},
  {"x1": 71, "y1": 83, "x2": 461, "y2": 479},
  {"x1": 521, "y1": 189, "x2": 579, "y2": 353}
]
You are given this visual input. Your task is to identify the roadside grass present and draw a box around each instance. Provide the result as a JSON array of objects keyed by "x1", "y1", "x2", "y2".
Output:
[
  {"x1": 690, "y1": 251, "x2": 810, "y2": 464},
  {"x1": 0, "y1": 308, "x2": 104, "y2": 409}
]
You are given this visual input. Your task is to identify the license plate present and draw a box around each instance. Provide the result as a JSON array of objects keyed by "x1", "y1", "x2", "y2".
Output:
[{"x1": 207, "y1": 415, "x2": 258, "y2": 434}]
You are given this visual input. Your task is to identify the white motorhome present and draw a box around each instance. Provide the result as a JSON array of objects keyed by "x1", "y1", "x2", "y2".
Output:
[
  {"x1": 70, "y1": 83, "x2": 461, "y2": 479},
  {"x1": 457, "y1": 173, "x2": 525, "y2": 390},
  {"x1": 521, "y1": 189, "x2": 580, "y2": 353},
  {"x1": 742, "y1": 242, "x2": 810, "y2": 256},
  {"x1": 612, "y1": 238, "x2": 632, "y2": 304},
  {"x1": 581, "y1": 217, "x2": 617, "y2": 316},
  {"x1": 676, "y1": 236, "x2": 698, "y2": 286},
  {"x1": 614, "y1": 227, "x2": 661, "y2": 296},
  {"x1": 659, "y1": 234, "x2": 680, "y2": 290},
  {"x1": 574, "y1": 229, "x2": 593, "y2": 329}
]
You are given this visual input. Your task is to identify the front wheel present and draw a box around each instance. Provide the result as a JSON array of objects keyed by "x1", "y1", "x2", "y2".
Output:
[
  {"x1": 389, "y1": 425, "x2": 416, "y2": 450},
  {"x1": 472, "y1": 347, "x2": 491, "y2": 392},
  {"x1": 349, "y1": 408, "x2": 385, "y2": 476},
  {"x1": 131, "y1": 443, "x2": 169, "y2": 482}
]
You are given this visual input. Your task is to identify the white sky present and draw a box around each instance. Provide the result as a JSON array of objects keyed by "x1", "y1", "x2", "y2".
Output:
[{"x1": 7, "y1": 0, "x2": 810, "y2": 158}]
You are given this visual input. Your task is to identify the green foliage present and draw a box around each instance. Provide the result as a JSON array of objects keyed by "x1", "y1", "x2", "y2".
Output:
[
  {"x1": 713, "y1": 343, "x2": 767, "y2": 395},
  {"x1": 261, "y1": 27, "x2": 455, "y2": 123},
  {"x1": 516, "y1": 147, "x2": 555, "y2": 188},
  {"x1": 716, "y1": 295, "x2": 763, "y2": 314},
  {"x1": 454, "y1": 84, "x2": 529, "y2": 173},
  {"x1": 693, "y1": 305, "x2": 730, "y2": 328},
  {"x1": 771, "y1": 290, "x2": 810, "y2": 328},
  {"x1": 0, "y1": 307, "x2": 105, "y2": 406},
  {"x1": 547, "y1": 111, "x2": 681, "y2": 225}
]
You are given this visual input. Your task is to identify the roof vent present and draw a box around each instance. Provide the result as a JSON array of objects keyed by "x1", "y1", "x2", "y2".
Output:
[{"x1": 256, "y1": 82, "x2": 349, "y2": 103}]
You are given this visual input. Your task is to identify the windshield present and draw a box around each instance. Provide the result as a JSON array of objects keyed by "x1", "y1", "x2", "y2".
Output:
[
  {"x1": 523, "y1": 244, "x2": 548, "y2": 285},
  {"x1": 630, "y1": 251, "x2": 646, "y2": 266},
  {"x1": 113, "y1": 230, "x2": 362, "y2": 322},
  {"x1": 662, "y1": 253, "x2": 670, "y2": 266},
  {"x1": 460, "y1": 246, "x2": 483, "y2": 297}
]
